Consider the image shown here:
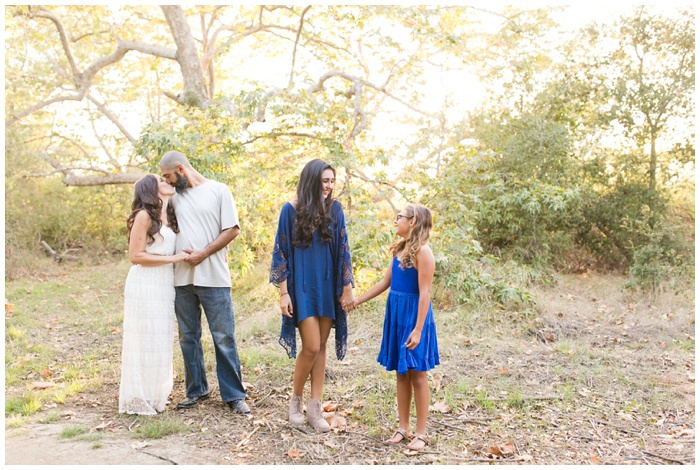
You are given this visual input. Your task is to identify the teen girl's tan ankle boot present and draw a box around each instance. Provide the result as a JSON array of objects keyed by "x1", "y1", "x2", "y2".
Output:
[
  {"x1": 307, "y1": 398, "x2": 330, "y2": 432},
  {"x1": 289, "y1": 394, "x2": 305, "y2": 426}
]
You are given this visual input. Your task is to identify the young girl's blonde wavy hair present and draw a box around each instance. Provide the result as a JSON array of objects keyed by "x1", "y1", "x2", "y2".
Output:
[{"x1": 390, "y1": 204, "x2": 433, "y2": 269}]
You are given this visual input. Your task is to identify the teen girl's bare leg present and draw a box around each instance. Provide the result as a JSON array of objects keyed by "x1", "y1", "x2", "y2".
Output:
[{"x1": 294, "y1": 316, "x2": 333, "y2": 398}]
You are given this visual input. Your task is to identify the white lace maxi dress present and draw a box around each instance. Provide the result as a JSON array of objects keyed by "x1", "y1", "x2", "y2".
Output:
[{"x1": 119, "y1": 226, "x2": 176, "y2": 415}]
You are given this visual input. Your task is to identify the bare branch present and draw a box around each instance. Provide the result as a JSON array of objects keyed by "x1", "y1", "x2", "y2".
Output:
[
  {"x1": 86, "y1": 93, "x2": 136, "y2": 143},
  {"x1": 288, "y1": 6, "x2": 312, "y2": 90},
  {"x1": 117, "y1": 39, "x2": 177, "y2": 60},
  {"x1": 7, "y1": 93, "x2": 85, "y2": 126},
  {"x1": 241, "y1": 131, "x2": 319, "y2": 145},
  {"x1": 32, "y1": 8, "x2": 80, "y2": 81},
  {"x1": 347, "y1": 169, "x2": 401, "y2": 213}
]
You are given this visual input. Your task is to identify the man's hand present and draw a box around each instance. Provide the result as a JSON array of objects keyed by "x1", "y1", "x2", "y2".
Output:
[{"x1": 183, "y1": 249, "x2": 207, "y2": 266}]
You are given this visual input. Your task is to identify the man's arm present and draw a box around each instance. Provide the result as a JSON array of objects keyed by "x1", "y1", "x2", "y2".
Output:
[{"x1": 184, "y1": 225, "x2": 239, "y2": 266}]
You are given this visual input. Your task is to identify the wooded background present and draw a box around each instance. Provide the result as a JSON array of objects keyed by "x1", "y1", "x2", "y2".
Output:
[{"x1": 4, "y1": 5, "x2": 695, "y2": 301}]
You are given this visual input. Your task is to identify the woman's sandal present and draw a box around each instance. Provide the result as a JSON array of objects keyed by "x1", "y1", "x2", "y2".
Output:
[
  {"x1": 407, "y1": 433, "x2": 430, "y2": 451},
  {"x1": 384, "y1": 428, "x2": 410, "y2": 445}
]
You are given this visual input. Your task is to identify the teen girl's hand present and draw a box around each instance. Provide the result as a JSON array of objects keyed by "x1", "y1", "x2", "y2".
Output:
[
  {"x1": 279, "y1": 292, "x2": 293, "y2": 318},
  {"x1": 405, "y1": 329, "x2": 422, "y2": 350}
]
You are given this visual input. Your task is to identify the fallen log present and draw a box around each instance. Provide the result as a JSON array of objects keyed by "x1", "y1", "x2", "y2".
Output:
[{"x1": 40, "y1": 240, "x2": 79, "y2": 262}]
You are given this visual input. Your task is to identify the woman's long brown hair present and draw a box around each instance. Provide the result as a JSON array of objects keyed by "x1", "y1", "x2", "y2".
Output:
[{"x1": 126, "y1": 175, "x2": 179, "y2": 244}]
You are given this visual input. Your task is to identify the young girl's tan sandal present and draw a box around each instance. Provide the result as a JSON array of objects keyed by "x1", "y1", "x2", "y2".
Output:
[
  {"x1": 407, "y1": 433, "x2": 430, "y2": 450},
  {"x1": 384, "y1": 428, "x2": 410, "y2": 445}
]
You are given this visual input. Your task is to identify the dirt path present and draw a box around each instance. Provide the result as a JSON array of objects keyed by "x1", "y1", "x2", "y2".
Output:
[{"x1": 5, "y1": 271, "x2": 695, "y2": 465}]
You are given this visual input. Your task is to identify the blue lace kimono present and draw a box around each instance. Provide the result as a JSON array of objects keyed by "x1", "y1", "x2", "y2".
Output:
[{"x1": 270, "y1": 200, "x2": 354, "y2": 361}]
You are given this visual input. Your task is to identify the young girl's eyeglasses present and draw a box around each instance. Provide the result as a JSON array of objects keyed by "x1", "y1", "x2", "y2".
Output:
[{"x1": 395, "y1": 215, "x2": 413, "y2": 222}]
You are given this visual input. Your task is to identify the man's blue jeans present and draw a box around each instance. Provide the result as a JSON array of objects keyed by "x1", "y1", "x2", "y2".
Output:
[{"x1": 174, "y1": 285, "x2": 246, "y2": 403}]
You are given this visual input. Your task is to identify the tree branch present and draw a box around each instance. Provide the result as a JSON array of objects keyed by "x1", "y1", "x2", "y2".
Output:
[
  {"x1": 288, "y1": 6, "x2": 312, "y2": 90},
  {"x1": 116, "y1": 39, "x2": 177, "y2": 60},
  {"x1": 86, "y1": 93, "x2": 136, "y2": 143}
]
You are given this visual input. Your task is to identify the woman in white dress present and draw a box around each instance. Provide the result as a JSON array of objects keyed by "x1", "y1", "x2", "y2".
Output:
[{"x1": 119, "y1": 174, "x2": 188, "y2": 415}]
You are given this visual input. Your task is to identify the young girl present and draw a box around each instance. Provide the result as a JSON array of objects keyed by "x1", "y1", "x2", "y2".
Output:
[
  {"x1": 270, "y1": 159, "x2": 355, "y2": 432},
  {"x1": 353, "y1": 204, "x2": 439, "y2": 450}
]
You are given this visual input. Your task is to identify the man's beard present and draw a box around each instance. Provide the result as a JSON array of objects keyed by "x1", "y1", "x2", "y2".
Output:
[{"x1": 174, "y1": 172, "x2": 189, "y2": 194}]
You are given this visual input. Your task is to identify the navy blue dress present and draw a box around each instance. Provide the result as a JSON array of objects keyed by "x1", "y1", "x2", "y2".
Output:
[
  {"x1": 270, "y1": 200, "x2": 354, "y2": 360},
  {"x1": 377, "y1": 257, "x2": 440, "y2": 375}
]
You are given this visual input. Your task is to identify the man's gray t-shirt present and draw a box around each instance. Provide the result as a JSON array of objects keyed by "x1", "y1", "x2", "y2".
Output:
[{"x1": 171, "y1": 180, "x2": 239, "y2": 288}]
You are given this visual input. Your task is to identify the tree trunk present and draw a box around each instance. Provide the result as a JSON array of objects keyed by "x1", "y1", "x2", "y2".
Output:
[{"x1": 161, "y1": 6, "x2": 209, "y2": 108}]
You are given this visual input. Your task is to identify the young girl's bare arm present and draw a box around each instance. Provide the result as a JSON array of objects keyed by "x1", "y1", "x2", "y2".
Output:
[
  {"x1": 355, "y1": 261, "x2": 393, "y2": 306},
  {"x1": 406, "y1": 245, "x2": 435, "y2": 350}
]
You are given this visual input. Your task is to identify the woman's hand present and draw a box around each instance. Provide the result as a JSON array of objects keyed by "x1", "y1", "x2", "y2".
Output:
[
  {"x1": 340, "y1": 291, "x2": 356, "y2": 312},
  {"x1": 405, "y1": 329, "x2": 422, "y2": 350},
  {"x1": 280, "y1": 293, "x2": 293, "y2": 318},
  {"x1": 173, "y1": 251, "x2": 189, "y2": 263}
]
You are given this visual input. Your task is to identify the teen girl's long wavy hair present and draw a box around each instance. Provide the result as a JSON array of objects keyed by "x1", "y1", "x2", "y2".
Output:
[
  {"x1": 390, "y1": 204, "x2": 432, "y2": 269},
  {"x1": 294, "y1": 159, "x2": 335, "y2": 247},
  {"x1": 126, "y1": 175, "x2": 179, "y2": 244}
]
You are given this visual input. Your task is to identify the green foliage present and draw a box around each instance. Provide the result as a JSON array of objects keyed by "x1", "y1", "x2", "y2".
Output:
[
  {"x1": 4, "y1": 176, "x2": 131, "y2": 257},
  {"x1": 623, "y1": 209, "x2": 694, "y2": 294}
]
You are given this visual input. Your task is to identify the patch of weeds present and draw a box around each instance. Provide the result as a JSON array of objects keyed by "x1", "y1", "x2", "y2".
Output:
[
  {"x1": 6, "y1": 325, "x2": 26, "y2": 341},
  {"x1": 91, "y1": 443, "x2": 103, "y2": 449},
  {"x1": 132, "y1": 416, "x2": 193, "y2": 439},
  {"x1": 5, "y1": 392, "x2": 43, "y2": 416},
  {"x1": 38, "y1": 412, "x2": 61, "y2": 424},
  {"x1": 52, "y1": 381, "x2": 84, "y2": 404},
  {"x1": 60, "y1": 425, "x2": 90, "y2": 439},
  {"x1": 672, "y1": 338, "x2": 694, "y2": 352},
  {"x1": 76, "y1": 433, "x2": 103, "y2": 442},
  {"x1": 474, "y1": 390, "x2": 494, "y2": 411},
  {"x1": 506, "y1": 389, "x2": 525, "y2": 409},
  {"x1": 5, "y1": 415, "x2": 28, "y2": 428},
  {"x1": 558, "y1": 384, "x2": 575, "y2": 402}
]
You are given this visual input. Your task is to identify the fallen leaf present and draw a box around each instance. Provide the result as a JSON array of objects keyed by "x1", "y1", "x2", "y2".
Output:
[
  {"x1": 110, "y1": 326, "x2": 120, "y2": 335},
  {"x1": 324, "y1": 440, "x2": 340, "y2": 449},
  {"x1": 40, "y1": 365, "x2": 53, "y2": 378},
  {"x1": 287, "y1": 449, "x2": 302, "y2": 460},
  {"x1": 92, "y1": 421, "x2": 113, "y2": 431},
  {"x1": 325, "y1": 414, "x2": 347, "y2": 430},
  {"x1": 351, "y1": 400, "x2": 364, "y2": 408},
  {"x1": 403, "y1": 449, "x2": 419, "y2": 456},
  {"x1": 338, "y1": 407, "x2": 353, "y2": 416},
  {"x1": 687, "y1": 370, "x2": 695, "y2": 382},
  {"x1": 242, "y1": 381, "x2": 254, "y2": 390},
  {"x1": 430, "y1": 400, "x2": 450, "y2": 413},
  {"x1": 323, "y1": 401, "x2": 340, "y2": 412},
  {"x1": 131, "y1": 441, "x2": 151, "y2": 450},
  {"x1": 499, "y1": 368, "x2": 509, "y2": 374},
  {"x1": 518, "y1": 453, "x2": 534, "y2": 462}
]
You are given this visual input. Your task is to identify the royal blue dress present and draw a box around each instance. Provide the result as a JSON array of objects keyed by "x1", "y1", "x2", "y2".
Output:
[
  {"x1": 377, "y1": 257, "x2": 440, "y2": 375},
  {"x1": 270, "y1": 200, "x2": 354, "y2": 361}
]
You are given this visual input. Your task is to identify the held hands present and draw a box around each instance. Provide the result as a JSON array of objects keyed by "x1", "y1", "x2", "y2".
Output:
[
  {"x1": 340, "y1": 292, "x2": 356, "y2": 312},
  {"x1": 182, "y1": 248, "x2": 206, "y2": 266},
  {"x1": 405, "y1": 329, "x2": 422, "y2": 350},
  {"x1": 279, "y1": 293, "x2": 293, "y2": 318},
  {"x1": 173, "y1": 251, "x2": 189, "y2": 263}
]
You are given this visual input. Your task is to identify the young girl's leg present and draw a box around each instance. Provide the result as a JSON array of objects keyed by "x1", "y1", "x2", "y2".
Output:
[
  {"x1": 407, "y1": 370, "x2": 430, "y2": 450},
  {"x1": 386, "y1": 372, "x2": 412, "y2": 444}
]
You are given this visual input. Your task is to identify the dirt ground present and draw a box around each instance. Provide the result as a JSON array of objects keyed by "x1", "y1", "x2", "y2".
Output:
[{"x1": 4, "y1": 271, "x2": 695, "y2": 465}]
